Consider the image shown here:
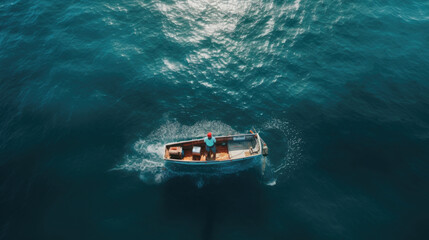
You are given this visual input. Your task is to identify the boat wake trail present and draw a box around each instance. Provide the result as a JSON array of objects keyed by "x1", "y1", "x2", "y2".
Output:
[{"x1": 114, "y1": 118, "x2": 303, "y2": 187}]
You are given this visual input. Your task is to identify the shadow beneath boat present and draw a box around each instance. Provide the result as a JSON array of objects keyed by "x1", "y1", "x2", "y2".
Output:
[{"x1": 160, "y1": 167, "x2": 266, "y2": 240}]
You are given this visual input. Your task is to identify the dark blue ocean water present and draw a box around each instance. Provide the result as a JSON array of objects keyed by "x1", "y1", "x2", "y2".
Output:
[{"x1": 1, "y1": 0, "x2": 429, "y2": 239}]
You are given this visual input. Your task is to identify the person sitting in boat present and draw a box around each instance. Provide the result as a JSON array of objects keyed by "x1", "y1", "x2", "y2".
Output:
[{"x1": 204, "y1": 132, "x2": 216, "y2": 159}]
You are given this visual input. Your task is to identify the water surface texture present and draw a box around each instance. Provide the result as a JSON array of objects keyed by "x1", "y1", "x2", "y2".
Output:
[{"x1": 1, "y1": 0, "x2": 429, "y2": 239}]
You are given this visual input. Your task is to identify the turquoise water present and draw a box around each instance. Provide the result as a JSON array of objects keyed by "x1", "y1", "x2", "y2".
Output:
[{"x1": 1, "y1": 0, "x2": 429, "y2": 239}]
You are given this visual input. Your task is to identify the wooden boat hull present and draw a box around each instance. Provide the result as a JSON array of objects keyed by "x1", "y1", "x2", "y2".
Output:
[{"x1": 164, "y1": 133, "x2": 263, "y2": 166}]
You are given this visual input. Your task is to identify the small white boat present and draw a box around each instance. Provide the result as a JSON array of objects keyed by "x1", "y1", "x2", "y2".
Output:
[{"x1": 164, "y1": 131, "x2": 268, "y2": 165}]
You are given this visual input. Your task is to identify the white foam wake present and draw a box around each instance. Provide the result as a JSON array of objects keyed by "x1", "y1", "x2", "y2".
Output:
[{"x1": 115, "y1": 118, "x2": 303, "y2": 186}]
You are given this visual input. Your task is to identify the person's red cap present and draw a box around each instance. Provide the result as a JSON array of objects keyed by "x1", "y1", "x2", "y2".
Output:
[{"x1": 207, "y1": 132, "x2": 212, "y2": 138}]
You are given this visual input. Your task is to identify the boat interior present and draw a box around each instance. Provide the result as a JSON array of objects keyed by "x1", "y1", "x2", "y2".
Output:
[{"x1": 164, "y1": 134, "x2": 261, "y2": 162}]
